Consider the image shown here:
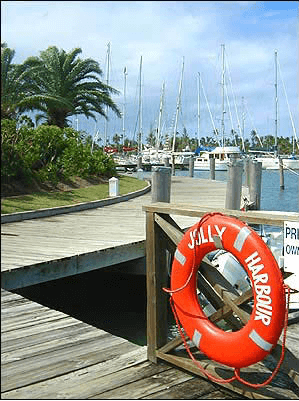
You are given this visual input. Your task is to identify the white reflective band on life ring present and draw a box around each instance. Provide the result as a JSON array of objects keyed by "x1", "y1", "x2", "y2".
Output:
[
  {"x1": 192, "y1": 329, "x2": 202, "y2": 348},
  {"x1": 174, "y1": 249, "x2": 186, "y2": 266},
  {"x1": 249, "y1": 329, "x2": 273, "y2": 351},
  {"x1": 233, "y1": 226, "x2": 251, "y2": 252}
]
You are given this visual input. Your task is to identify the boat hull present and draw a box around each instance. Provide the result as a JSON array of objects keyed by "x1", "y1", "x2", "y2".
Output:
[{"x1": 194, "y1": 162, "x2": 228, "y2": 171}]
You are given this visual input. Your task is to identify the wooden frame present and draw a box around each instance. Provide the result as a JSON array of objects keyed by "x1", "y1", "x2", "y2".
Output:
[{"x1": 143, "y1": 202, "x2": 299, "y2": 399}]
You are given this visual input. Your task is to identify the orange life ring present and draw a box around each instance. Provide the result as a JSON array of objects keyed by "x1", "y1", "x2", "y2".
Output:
[{"x1": 170, "y1": 213, "x2": 286, "y2": 369}]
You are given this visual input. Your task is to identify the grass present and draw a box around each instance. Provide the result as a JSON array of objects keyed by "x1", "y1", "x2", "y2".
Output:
[{"x1": 1, "y1": 175, "x2": 148, "y2": 214}]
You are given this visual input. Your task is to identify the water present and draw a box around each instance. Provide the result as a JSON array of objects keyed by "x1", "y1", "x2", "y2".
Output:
[{"x1": 138, "y1": 168, "x2": 299, "y2": 212}]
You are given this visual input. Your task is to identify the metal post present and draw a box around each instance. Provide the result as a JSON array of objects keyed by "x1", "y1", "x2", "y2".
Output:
[
  {"x1": 249, "y1": 160, "x2": 262, "y2": 210},
  {"x1": 189, "y1": 156, "x2": 194, "y2": 177},
  {"x1": 151, "y1": 167, "x2": 171, "y2": 203},
  {"x1": 210, "y1": 158, "x2": 215, "y2": 180},
  {"x1": 225, "y1": 160, "x2": 243, "y2": 210}
]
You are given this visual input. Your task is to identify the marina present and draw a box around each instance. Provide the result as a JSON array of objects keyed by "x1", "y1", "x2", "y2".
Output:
[{"x1": 2, "y1": 2, "x2": 299, "y2": 399}]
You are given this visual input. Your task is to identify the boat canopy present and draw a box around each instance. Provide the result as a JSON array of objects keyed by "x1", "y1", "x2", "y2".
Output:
[{"x1": 194, "y1": 146, "x2": 215, "y2": 155}]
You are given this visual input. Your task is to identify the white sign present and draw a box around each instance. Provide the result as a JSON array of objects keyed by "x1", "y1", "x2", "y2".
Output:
[{"x1": 283, "y1": 221, "x2": 299, "y2": 271}]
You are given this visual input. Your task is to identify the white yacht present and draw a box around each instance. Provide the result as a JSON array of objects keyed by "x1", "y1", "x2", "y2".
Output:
[
  {"x1": 194, "y1": 146, "x2": 242, "y2": 171},
  {"x1": 249, "y1": 151, "x2": 299, "y2": 170}
]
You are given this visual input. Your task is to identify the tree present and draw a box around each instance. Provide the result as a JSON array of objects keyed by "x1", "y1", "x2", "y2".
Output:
[
  {"x1": 1, "y1": 43, "x2": 40, "y2": 120},
  {"x1": 20, "y1": 46, "x2": 121, "y2": 128}
]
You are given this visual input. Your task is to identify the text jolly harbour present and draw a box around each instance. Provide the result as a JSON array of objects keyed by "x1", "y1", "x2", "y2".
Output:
[{"x1": 283, "y1": 221, "x2": 299, "y2": 309}]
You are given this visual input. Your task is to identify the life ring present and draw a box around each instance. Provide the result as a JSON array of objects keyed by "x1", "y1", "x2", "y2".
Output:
[{"x1": 170, "y1": 213, "x2": 286, "y2": 369}]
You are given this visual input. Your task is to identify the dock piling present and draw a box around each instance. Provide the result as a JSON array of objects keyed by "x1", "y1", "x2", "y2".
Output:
[
  {"x1": 210, "y1": 158, "x2": 215, "y2": 180},
  {"x1": 171, "y1": 154, "x2": 176, "y2": 176},
  {"x1": 279, "y1": 157, "x2": 285, "y2": 190},
  {"x1": 189, "y1": 156, "x2": 194, "y2": 177},
  {"x1": 151, "y1": 166, "x2": 171, "y2": 203},
  {"x1": 249, "y1": 160, "x2": 262, "y2": 210},
  {"x1": 137, "y1": 156, "x2": 142, "y2": 170},
  {"x1": 225, "y1": 160, "x2": 243, "y2": 210}
]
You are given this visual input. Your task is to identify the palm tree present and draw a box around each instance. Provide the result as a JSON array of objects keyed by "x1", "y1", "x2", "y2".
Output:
[
  {"x1": 21, "y1": 46, "x2": 121, "y2": 128},
  {"x1": 1, "y1": 43, "x2": 39, "y2": 120}
]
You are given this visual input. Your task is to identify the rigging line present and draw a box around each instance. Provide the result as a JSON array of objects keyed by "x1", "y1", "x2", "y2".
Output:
[
  {"x1": 277, "y1": 57, "x2": 299, "y2": 150},
  {"x1": 244, "y1": 101, "x2": 263, "y2": 147},
  {"x1": 225, "y1": 50, "x2": 245, "y2": 151},
  {"x1": 224, "y1": 82, "x2": 234, "y2": 137},
  {"x1": 199, "y1": 74, "x2": 219, "y2": 143}
]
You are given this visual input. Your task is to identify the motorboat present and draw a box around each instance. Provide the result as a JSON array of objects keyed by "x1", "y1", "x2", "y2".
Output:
[{"x1": 194, "y1": 146, "x2": 242, "y2": 171}]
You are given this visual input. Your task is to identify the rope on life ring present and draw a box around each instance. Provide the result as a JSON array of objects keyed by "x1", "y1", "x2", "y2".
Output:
[{"x1": 164, "y1": 212, "x2": 290, "y2": 387}]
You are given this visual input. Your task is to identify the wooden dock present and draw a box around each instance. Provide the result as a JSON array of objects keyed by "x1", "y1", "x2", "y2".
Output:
[
  {"x1": 1, "y1": 289, "x2": 242, "y2": 399},
  {"x1": 2, "y1": 176, "x2": 299, "y2": 399},
  {"x1": 1, "y1": 176, "x2": 228, "y2": 290}
]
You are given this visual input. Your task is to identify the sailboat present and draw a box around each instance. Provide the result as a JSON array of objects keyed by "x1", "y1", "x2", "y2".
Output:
[
  {"x1": 194, "y1": 45, "x2": 242, "y2": 171},
  {"x1": 252, "y1": 50, "x2": 299, "y2": 170}
]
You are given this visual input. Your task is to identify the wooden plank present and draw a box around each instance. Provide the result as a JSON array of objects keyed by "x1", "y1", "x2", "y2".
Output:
[
  {"x1": 146, "y1": 211, "x2": 168, "y2": 363},
  {"x1": 154, "y1": 213, "x2": 184, "y2": 245},
  {"x1": 156, "y1": 351, "x2": 298, "y2": 399},
  {"x1": 2, "y1": 345, "x2": 147, "y2": 399},
  {"x1": 2, "y1": 326, "x2": 110, "y2": 362},
  {"x1": 92, "y1": 365, "x2": 196, "y2": 399},
  {"x1": 143, "y1": 203, "x2": 299, "y2": 226},
  {"x1": 142, "y1": 376, "x2": 242, "y2": 399},
  {"x1": 2, "y1": 334, "x2": 130, "y2": 392}
]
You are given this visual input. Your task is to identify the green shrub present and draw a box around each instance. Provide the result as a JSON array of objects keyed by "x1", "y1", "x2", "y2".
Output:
[{"x1": 1, "y1": 119, "x2": 117, "y2": 184}]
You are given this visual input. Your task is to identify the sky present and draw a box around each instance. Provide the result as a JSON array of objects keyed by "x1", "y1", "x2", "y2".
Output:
[{"x1": 1, "y1": 1, "x2": 299, "y2": 147}]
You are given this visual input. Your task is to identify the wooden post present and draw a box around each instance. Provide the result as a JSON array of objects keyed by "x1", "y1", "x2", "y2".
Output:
[
  {"x1": 225, "y1": 160, "x2": 243, "y2": 210},
  {"x1": 210, "y1": 158, "x2": 215, "y2": 180},
  {"x1": 171, "y1": 154, "x2": 176, "y2": 176},
  {"x1": 137, "y1": 156, "x2": 142, "y2": 170},
  {"x1": 244, "y1": 157, "x2": 250, "y2": 188},
  {"x1": 164, "y1": 157, "x2": 170, "y2": 167},
  {"x1": 189, "y1": 156, "x2": 194, "y2": 177},
  {"x1": 249, "y1": 160, "x2": 262, "y2": 210},
  {"x1": 279, "y1": 157, "x2": 285, "y2": 190},
  {"x1": 146, "y1": 211, "x2": 169, "y2": 362},
  {"x1": 151, "y1": 167, "x2": 171, "y2": 203},
  {"x1": 137, "y1": 168, "x2": 144, "y2": 180}
]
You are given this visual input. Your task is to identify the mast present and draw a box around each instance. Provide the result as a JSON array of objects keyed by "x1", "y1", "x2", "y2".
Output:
[
  {"x1": 172, "y1": 57, "x2": 184, "y2": 152},
  {"x1": 221, "y1": 44, "x2": 225, "y2": 148},
  {"x1": 197, "y1": 72, "x2": 200, "y2": 147},
  {"x1": 104, "y1": 42, "x2": 111, "y2": 147},
  {"x1": 274, "y1": 49, "x2": 278, "y2": 156},
  {"x1": 242, "y1": 96, "x2": 245, "y2": 144},
  {"x1": 138, "y1": 56, "x2": 143, "y2": 154},
  {"x1": 156, "y1": 81, "x2": 165, "y2": 154},
  {"x1": 122, "y1": 66, "x2": 127, "y2": 147}
]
